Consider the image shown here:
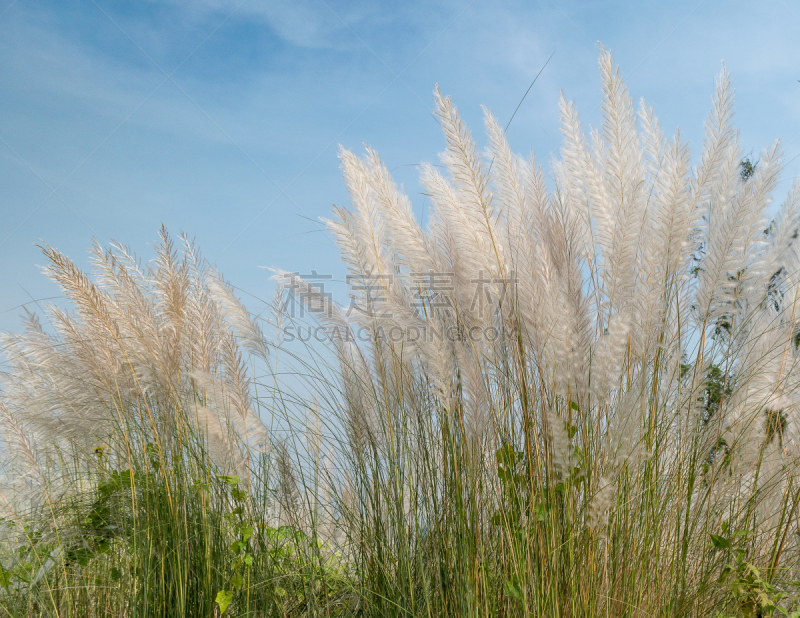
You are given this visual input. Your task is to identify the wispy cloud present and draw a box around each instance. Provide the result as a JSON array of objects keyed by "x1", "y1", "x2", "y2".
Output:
[
  {"x1": 153, "y1": 0, "x2": 401, "y2": 50},
  {"x1": 2, "y1": 0, "x2": 800, "y2": 338}
]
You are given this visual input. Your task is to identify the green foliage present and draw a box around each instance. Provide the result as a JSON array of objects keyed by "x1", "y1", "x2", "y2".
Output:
[
  {"x1": 492, "y1": 441, "x2": 529, "y2": 529},
  {"x1": 215, "y1": 474, "x2": 253, "y2": 615},
  {"x1": 741, "y1": 158, "x2": 757, "y2": 182},
  {"x1": 712, "y1": 524, "x2": 800, "y2": 617},
  {"x1": 0, "y1": 450, "x2": 357, "y2": 617},
  {"x1": 703, "y1": 364, "x2": 734, "y2": 423}
]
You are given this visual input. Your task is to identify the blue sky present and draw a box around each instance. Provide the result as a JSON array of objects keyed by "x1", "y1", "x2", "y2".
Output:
[{"x1": 1, "y1": 0, "x2": 800, "y2": 334}]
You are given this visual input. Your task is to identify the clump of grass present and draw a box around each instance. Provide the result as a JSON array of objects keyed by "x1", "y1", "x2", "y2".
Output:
[
  {"x1": 3, "y1": 46, "x2": 800, "y2": 617},
  {"x1": 0, "y1": 230, "x2": 356, "y2": 616},
  {"x1": 279, "y1": 47, "x2": 800, "y2": 616}
]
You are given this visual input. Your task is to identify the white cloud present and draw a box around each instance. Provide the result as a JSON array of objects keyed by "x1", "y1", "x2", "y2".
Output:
[{"x1": 156, "y1": 0, "x2": 355, "y2": 49}]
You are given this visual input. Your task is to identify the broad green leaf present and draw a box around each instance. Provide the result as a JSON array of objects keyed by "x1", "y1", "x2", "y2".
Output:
[
  {"x1": 504, "y1": 580, "x2": 523, "y2": 602},
  {"x1": 215, "y1": 589, "x2": 233, "y2": 614},
  {"x1": 710, "y1": 534, "x2": 730, "y2": 550},
  {"x1": 217, "y1": 474, "x2": 240, "y2": 487},
  {"x1": 0, "y1": 564, "x2": 12, "y2": 588}
]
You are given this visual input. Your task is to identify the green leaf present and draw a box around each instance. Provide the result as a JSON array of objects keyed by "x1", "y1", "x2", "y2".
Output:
[
  {"x1": 145, "y1": 443, "x2": 160, "y2": 470},
  {"x1": 119, "y1": 469, "x2": 135, "y2": 488},
  {"x1": 110, "y1": 566, "x2": 122, "y2": 581},
  {"x1": 217, "y1": 474, "x2": 240, "y2": 487},
  {"x1": 504, "y1": 579, "x2": 523, "y2": 602},
  {"x1": 495, "y1": 443, "x2": 518, "y2": 468},
  {"x1": 570, "y1": 400, "x2": 580, "y2": 412},
  {"x1": 243, "y1": 554, "x2": 253, "y2": 567},
  {"x1": 710, "y1": 534, "x2": 730, "y2": 550},
  {"x1": 0, "y1": 564, "x2": 12, "y2": 588},
  {"x1": 215, "y1": 589, "x2": 233, "y2": 614},
  {"x1": 230, "y1": 573, "x2": 244, "y2": 589}
]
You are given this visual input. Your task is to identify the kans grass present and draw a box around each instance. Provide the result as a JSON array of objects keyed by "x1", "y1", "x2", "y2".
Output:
[{"x1": 2, "y1": 48, "x2": 800, "y2": 616}]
